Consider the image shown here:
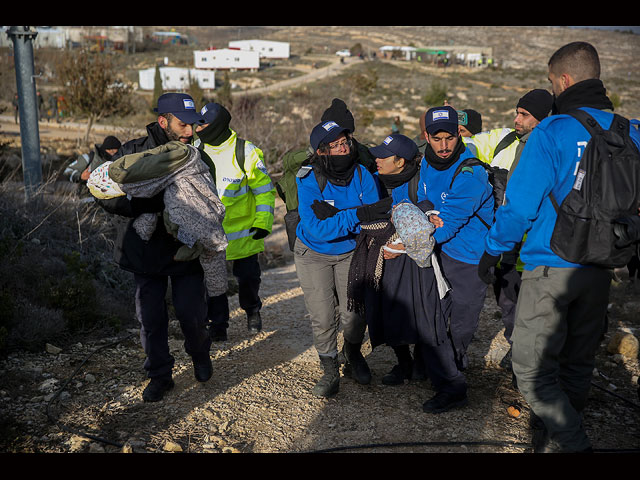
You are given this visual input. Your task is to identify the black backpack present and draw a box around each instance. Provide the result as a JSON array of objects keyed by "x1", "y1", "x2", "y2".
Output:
[
  {"x1": 549, "y1": 109, "x2": 640, "y2": 268},
  {"x1": 449, "y1": 157, "x2": 509, "y2": 229}
]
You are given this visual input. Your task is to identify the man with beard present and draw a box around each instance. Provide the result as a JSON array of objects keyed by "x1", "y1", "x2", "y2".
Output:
[
  {"x1": 417, "y1": 105, "x2": 494, "y2": 381},
  {"x1": 478, "y1": 42, "x2": 640, "y2": 452},
  {"x1": 96, "y1": 93, "x2": 215, "y2": 403},
  {"x1": 195, "y1": 102, "x2": 276, "y2": 340},
  {"x1": 460, "y1": 90, "x2": 554, "y2": 370},
  {"x1": 294, "y1": 120, "x2": 392, "y2": 397}
]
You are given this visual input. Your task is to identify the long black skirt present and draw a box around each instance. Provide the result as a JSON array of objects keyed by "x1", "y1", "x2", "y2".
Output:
[{"x1": 365, "y1": 253, "x2": 451, "y2": 349}]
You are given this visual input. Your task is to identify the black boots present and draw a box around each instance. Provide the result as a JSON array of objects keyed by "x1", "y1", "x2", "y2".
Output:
[
  {"x1": 142, "y1": 375, "x2": 175, "y2": 402},
  {"x1": 193, "y1": 355, "x2": 213, "y2": 383},
  {"x1": 342, "y1": 340, "x2": 371, "y2": 385},
  {"x1": 312, "y1": 355, "x2": 340, "y2": 397},
  {"x1": 382, "y1": 345, "x2": 414, "y2": 385},
  {"x1": 247, "y1": 311, "x2": 262, "y2": 333}
]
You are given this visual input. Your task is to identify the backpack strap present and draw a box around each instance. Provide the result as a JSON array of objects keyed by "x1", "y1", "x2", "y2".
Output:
[
  {"x1": 449, "y1": 157, "x2": 492, "y2": 229},
  {"x1": 408, "y1": 168, "x2": 420, "y2": 204},
  {"x1": 235, "y1": 137, "x2": 246, "y2": 174},
  {"x1": 493, "y1": 130, "x2": 519, "y2": 159}
]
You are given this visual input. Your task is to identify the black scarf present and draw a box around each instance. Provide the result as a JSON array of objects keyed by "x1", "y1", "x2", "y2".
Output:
[
  {"x1": 347, "y1": 220, "x2": 398, "y2": 317},
  {"x1": 196, "y1": 107, "x2": 233, "y2": 146},
  {"x1": 378, "y1": 161, "x2": 419, "y2": 190},
  {"x1": 423, "y1": 136, "x2": 466, "y2": 171},
  {"x1": 552, "y1": 78, "x2": 614, "y2": 115},
  {"x1": 311, "y1": 149, "x2": 358, "y2": 186}
]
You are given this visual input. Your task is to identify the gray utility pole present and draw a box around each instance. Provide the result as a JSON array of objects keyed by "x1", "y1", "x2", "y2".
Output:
[{"x1": 7, "y1": 26, "x2": 42, "y2": 200}]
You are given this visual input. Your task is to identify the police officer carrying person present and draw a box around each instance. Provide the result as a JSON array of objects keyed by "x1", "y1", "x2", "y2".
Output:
[
  {"x1": 478, "y1": 41, "x2": 640, "y2": 452},
  {"x1": 417, "y1": 105, "x2": 494, "y2": 378},
  {"x1": 195, "y1": 102, "x2": 276, "y2": 341},
  {"x1": 96, "y1": 93, "x2": 214, "y2": 403}
]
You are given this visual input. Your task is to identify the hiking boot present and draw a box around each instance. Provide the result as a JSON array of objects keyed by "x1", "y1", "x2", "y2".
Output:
[
  {"x1": 422, "y1": 391, "x2": 468, "y2": 414},
  {"x1": 312, "y1": 355, "x2": 340, "y2": 398},
  {"x1": 500, "y1": 346, "x2": 513, "y2": 371},
  {"x1": 247, "y1": 312, "x2": 262, "y2": 333},
  {"x1": 382, "y1": 362, "x2": 413, "y2": 385},
  {"x1": 142, "y1": 375, "x2": 174, "y2": 402},
  {"x1": 193, "y1": 355, "x2": 213, "y2": 383},
  {"x1": 342, "y1": 340, "x2": 371, "y2": 385},
  {"x1": 210, "y1": 327, "x2": 228, "y2": 342}
]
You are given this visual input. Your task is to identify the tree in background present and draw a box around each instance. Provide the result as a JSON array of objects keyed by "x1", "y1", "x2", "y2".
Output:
[
  {"x1": 55, "y1": 49, "x2": 133, "y2": 145},
  {"x1": 187, "y1": 73, "x2": 205, "y2": 109},
  {"x1": 216, "y1": 71, "x2": 233, "y2": 108},
  {"x1": 152, "y1": 65, "x2": 163, "y2": 113}
]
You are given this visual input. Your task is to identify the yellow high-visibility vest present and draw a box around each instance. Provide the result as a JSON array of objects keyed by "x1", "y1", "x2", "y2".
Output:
[{"x1": 201, "y1": 130, "x2": 276, "y2": 261}]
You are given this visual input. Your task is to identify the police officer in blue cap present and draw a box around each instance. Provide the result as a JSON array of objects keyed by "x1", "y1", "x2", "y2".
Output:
[{"x1": 96, "y1": 93, "x2": 214, "y2": 403}]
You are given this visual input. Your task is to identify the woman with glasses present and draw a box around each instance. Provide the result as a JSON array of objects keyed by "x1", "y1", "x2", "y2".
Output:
[{"x1": 294, "y1": 120, "x2": 392, "y2": 397}]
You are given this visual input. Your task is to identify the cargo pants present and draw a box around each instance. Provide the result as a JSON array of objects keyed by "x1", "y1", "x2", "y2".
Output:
[
  {"x1": 293, "y1": 238, "x2": 367, "y2": 358},
  {"x1": 511, "y1": 265, "x2": 611, "y2": 452}
]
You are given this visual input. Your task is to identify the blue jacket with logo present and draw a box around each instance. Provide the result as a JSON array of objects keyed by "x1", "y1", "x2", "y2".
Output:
[
  {"x1": 484, "y1": 107, "x2": 640, "y2": 270},
  {"x1": 417, "y1": 147, "x2": 494, "y2": 265},
  {"x1": 296, "y1": 164, "x2": 381, "y2": 255}
]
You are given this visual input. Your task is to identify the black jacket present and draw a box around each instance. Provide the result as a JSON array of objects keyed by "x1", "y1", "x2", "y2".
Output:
[{"x1": 98, "y1": 122, "x2": 203, "y2": 276}]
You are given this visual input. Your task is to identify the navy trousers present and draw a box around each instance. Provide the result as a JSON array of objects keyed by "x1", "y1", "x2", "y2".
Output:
[
  {"x1": 417, "y1": 341, "x2": 467, "y2": 396},
  {"x1": 208, "y1": 254, "x2": 262, "y2": 330},
  {"x1": 439, "y1": 251, "x2": 488, "y2": 370},
  {"x1": 134, "y1": 271, "x2": 211, "y2": 379}
]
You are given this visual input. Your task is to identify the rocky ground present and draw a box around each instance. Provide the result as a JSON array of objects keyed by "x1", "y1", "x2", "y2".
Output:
[
  {"x1": 1, "y1": 197, "x2": 639, "y2": 455},
  {"x1": 1, "y1": 25, "x2": 640, "y2": 456}
]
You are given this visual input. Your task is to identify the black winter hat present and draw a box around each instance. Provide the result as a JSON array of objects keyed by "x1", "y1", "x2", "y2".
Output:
[
  {"x1": 101, "y1": 135, "x2": 121, "y2": 150},
  {"x1": 321, "y1": 98, "x2": 355, "y2": 133},
  {"x1": 462, "y1": 109, "x2": 483, "y2": 135},
  {"x1": 517, "y1": 89, "x2": 553, "y2": 122}
]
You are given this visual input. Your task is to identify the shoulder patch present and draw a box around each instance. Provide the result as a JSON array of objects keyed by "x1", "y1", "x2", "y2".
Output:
[
  {"x1": 296, "y1": 165, "x2": 313, "y2": 178},
  {"x1": 461, "y1": 166, "x2": 474, "y2": 174}
]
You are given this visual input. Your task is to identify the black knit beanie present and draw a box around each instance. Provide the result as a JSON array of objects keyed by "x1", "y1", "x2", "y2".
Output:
[
  {"x1": 463, "y1": 109, "x2": 482, "y2": 135},
  {"x1": 101, "y1": 135, "x2": 121, "y2": 150},
  {"x1": 321, "y1": 98, "x2": 356, "y2": 133},
  {"x1": 517, "y1": 89, "x2": 554, "y2": 122}
]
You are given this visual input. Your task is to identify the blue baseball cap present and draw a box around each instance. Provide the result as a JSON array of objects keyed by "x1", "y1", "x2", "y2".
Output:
[
  {"x1": 424, "y1": 105, "x2": 459, "y2": 135},
  {"x1": 310, "y1": 120, "x2": 350, "y2": 151},
  {"x1": 200, "y1": 102, "x2": 230, "y2": 125},
  {"x1": 154, "y1": 93, "x2": 204, "y2": 124},
  {"x1": 369, "y1": 134, "x2": 418, "y2": 160}
]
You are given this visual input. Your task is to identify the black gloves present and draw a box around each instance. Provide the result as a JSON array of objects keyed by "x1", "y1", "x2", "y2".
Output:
[
  {"x1": 613, "y1": 215, "x2": 640, "y2": 248},
  {"x1": 356, "y1": 196, "x2": 393, "y2": 223},
  {"x1": 311, "y1": 200, "x2": 340, "y2": 220},
  {"x1": 477, "y1": 251, "x2": 501, "y2": 284},
  {"x1": 130, "y1": 192, "x2": 165, "y2": 216},
  {"x1": 250, "y1": 227, "x2": 269, "y2": 240}
]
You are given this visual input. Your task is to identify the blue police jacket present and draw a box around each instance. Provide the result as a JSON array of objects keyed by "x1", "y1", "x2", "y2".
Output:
[
  {"x1": 417, "y1": 146, "x2": 494, "y2": 265},
  {"x1": 485, "y1": 107, "x2": 640, "y2": 270},
  {"x1": 296, "y1": 164, "x2": 381, "y2": 255}
]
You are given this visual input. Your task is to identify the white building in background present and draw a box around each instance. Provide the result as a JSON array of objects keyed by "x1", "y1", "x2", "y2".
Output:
[
  {"x1": 228, "y1": 39, "x2": 290, "y2": 59},
  {"x1": 138, "y1": 66, "x2": 215, "y2": 91},
  {"x1": 193, "y1": 48, "x2": 260, "y2": 71}
]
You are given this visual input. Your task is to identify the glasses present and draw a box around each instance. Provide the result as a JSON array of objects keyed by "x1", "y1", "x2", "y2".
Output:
[{"x1": 328, "y1": 138, "x2": 351, "y2": 151}]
